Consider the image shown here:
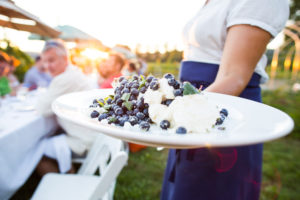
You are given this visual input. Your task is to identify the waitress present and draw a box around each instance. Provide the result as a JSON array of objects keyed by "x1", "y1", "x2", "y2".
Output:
[{"x1": 161, "y1": 0, "x2": 289, "y2": 199}]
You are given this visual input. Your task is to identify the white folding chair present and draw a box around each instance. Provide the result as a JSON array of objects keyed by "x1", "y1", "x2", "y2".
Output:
[{"x1": 31, "y1": 135, "x2": 128, "y2": 200}]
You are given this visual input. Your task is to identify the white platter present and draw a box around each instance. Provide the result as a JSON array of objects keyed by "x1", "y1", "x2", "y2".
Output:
[{"x1": 52, "y1": 89, "x2": 294, "y2": 149}]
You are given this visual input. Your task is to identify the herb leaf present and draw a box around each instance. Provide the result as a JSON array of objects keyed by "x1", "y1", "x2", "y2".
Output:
[{"x1": 183, "y1": 82, "x2": 200, "y2": 95}]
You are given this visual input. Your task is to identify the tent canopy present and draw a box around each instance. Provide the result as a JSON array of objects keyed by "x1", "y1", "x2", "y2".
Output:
[{"x1": 0, "y1": 0, "x2": 60, "y2": 37}]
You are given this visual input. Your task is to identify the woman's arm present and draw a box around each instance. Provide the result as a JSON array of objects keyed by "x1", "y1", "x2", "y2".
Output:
[{"x1": 205, "y1": 25, "x2": 272, "y2": 96}]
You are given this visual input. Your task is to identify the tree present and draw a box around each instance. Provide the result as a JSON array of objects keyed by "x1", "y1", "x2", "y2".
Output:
[{"x1": 290, "y1": 0, "x2": 300, "y2": 21}]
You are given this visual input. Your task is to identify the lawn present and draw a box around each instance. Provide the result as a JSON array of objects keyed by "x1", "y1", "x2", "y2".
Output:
[{"x1": 12, "y1": 89, "x2": 300, "y2": 200}]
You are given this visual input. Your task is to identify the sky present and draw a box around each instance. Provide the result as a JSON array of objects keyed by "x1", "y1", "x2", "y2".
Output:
[{"x1": 0, "y1": 0, "x2": 285, "y2": 53}]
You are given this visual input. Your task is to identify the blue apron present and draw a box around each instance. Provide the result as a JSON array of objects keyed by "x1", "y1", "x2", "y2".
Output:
[{"x1": 161, "y1": 61, "x2": 263, "y2": 200}]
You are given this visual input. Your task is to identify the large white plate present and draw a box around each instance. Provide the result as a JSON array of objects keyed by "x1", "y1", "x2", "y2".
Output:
[{"x1": 52, "y1": 89, "x2": 294, "y2": 149}]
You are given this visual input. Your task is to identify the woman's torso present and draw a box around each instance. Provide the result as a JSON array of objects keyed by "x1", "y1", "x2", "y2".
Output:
[{"x1": 182, "y1": 0, "x2": 289, "y2": 83}]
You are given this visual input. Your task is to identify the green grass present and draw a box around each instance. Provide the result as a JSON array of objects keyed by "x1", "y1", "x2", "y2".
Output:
[{"x1": 146, "y1": 62, "x2": 180, "y2": 78}]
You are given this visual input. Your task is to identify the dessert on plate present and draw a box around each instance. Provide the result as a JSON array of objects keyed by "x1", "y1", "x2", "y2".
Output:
[{"x1": 88, "y1": 74, "x2": 228, "y2": 134}]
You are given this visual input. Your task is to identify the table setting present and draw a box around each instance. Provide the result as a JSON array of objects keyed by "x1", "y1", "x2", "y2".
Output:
[{"x1": 0, "y1": 88, "x2": 58, "y2": 200}]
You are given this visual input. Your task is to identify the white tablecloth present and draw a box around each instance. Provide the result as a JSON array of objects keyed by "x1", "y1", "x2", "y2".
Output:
[{"x1": 0, "y1": 92, "x2": 60, "y2": 199}]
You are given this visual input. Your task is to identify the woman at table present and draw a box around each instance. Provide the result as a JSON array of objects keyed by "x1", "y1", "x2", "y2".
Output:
[{"x1": 160, "y1": 0, "x2": 289, "y2": 200}]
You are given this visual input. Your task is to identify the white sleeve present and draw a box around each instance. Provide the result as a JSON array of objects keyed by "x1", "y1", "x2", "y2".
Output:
[
  {"x1": 226, "y1": 0, "x2": 290, "y2": 37},
  {"x1": 35, "y1": 75, "x2": 75, "y2": 116}
]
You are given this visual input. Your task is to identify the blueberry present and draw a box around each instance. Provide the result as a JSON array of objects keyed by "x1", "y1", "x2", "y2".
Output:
[
  {"x1": 143, "y1": 107, "x2": 149, "y2": 115},
  {"x1": 131, "y1": 88, "x2": 139, "y2": 96},
  {"x1": 131, "y1": 83, "x2": 139, "y2": 89},
  {"x1": 118, "y1": 76, "x2": 125, "y2": 83},
  {"x1": 160, "y1": 120, "x2": 170, "y2": 130},
  {"x1": 150, "y1": 81, "x2": 159, "y2": 90},
  {"x1": 122, "y1": 88, "x2": 130, "y2": 94},
  {"x1": 115, "y1": 107, "x2": 124, "y2": 116},
  {"x1": 118, "y1": 117, "x2": 127, "y2": 126},
  {"x1": 98, "y1": 113, "x2": 108, "y2": 121},
  {"x1": 114, "y1": 87, "x2": 120, "y2": 94},
  {"x1": 137, "y1": 99, "x2": 144, "y2": 110},
  {"x1": 176, "y1": 127, "x2": 187, "y2": 134},
  {"x1": 129, "y1": 94, "x2": 137, "y2": 101},
  {"x1": 146, "y1": 76, "x2": 154, "y2": 83},
  {"x1": 139, "y1": 121, "x2": 150, "y2": 131},
  {"x1": 145, "y1": 82, "x2": 150, "y2": 88},
  {"x1": 220, "y1": 108, "x2": 228, "y2": 117},
  {"x1": 116, "y1": 98, "x2": 123, "y2": 106},
  {"x1": 144, "y1": 103, "x2": 149, "y2": 108},
  {"x1": 106, "y1": 98, "x2": 113, "y2": 104},
  {"x1": 133, "y1": 108, "x2": 139, "y2": 115},
  {"x1": 167, "y1": 78, "x2": 176, "y2": 87},
  {"x1": 174, "y1": 89, "x2": 183, "y2": 96},
  {"x1": 126, "y1": 110, "x2": 133, "y2": 115},
  {"x1": 137, "y1": 112, "x2": 145, "y2": 120},
  {"x1": 162, "y1": 99, "x2": 173, "y2": 106},
  {"x1": 129, "y1": 116, "x2": 139, "y2": 125},
  {"x1": 145, "y1": 117, "x2": 152, "y2": 123},
  {"x1": 120, "y1": 79, "x2": 127, "y2": 86},
  {"x1": 114, "y1": 94, "x2": 121, "y2": 100},
  {"x1": 90, "y1": 110, "x2": 99, "y2": 118},
  {"x1": 174, "y1": 81, "x2": 180, "y2": 89},
  {"x1": 92, "y1": 99, "x2": 98, "y2": 104},
  {"x1": 164, "y1": 73, "x2": 174, "y2": 79},
  {"x1": 140, "y1": 86, "x2": 147, "y2": 94},
  {"x1": 133, "y1": 75, "x2": 139, "y2": 80},
  {"x1": 215, "y1": 117, "x2": 224, "y2": 125},
  {"x1": 128, "y1": 81, "x2": 134, "y2": 88}
]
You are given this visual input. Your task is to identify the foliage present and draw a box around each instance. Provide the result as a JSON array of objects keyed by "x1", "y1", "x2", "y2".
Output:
[
  {"x1": 137, "y1": 49, "x2": 183, "y2": 63},
  {"x1": 262, "y1": 89, "x2": 300, "y2": 139},
  {"x1": 290, "y1": 0, "x2": 300, "y2": 21},
  {"x1": 145, "y1": 62, "x2": 180, "y2": 78},
  {"x1": 0, "y1": 40, "x2": 34, "y2": 82},
  {"x1": 261, "y1": 139, "x2": 300, "y2": 200}
]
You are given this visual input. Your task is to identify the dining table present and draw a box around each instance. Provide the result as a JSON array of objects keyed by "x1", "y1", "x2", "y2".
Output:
[{"x1": 0, "y1": 89, "x2": 59, "y2": 200}]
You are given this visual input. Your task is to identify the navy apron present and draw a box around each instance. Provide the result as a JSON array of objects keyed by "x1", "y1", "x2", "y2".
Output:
[{"x1": 160, "y1": 61, "x2": 263, "y2": 200}]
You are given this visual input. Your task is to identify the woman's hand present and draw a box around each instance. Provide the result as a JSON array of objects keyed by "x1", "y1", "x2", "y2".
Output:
[{"x1": 205, "y1": 25, "x2": 272, "y2": 96}]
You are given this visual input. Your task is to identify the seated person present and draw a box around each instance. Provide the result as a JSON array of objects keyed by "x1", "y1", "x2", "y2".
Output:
[
  {"x1": 98, "y1": 53, "x2": 125, "y2": 88},
  {"x1": 121, "y1": 60, "x2": 139, "y2": 77},
  {"x1": 0, "y1": 51, "x2": 20, "y2": 96},
  {"x1": 0, "y1": 51, "x2": 11, "y2": 97},
  {"x1": 36, "y1": 40, "x2": 94, "y2": 175},
  {"x1": 23, "y1": 55, "x2": 52, "y2": 90}
]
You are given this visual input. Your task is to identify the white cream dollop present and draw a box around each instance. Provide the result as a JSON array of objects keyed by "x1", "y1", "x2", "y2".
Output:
[
  {"x1": 169, "y1": 94, "x2": 220, "y2": 133},
  {"x1": 158, "y1": 78, "x2": 175, "y2": 100},
  {"x1": 144, "y1": 90, "x2": 163, "y2": 105},
  {"x1": 149, "y1": 104, "x2": 172, "y2": 125}
]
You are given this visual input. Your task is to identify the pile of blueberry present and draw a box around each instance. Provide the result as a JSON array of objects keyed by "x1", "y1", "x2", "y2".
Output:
[
  {"x1": 89, "y1": 74, "x2": 228, "y2": 134},
  {"x1": 89, "y1": 75, "x2": 155, "y2": 131}
]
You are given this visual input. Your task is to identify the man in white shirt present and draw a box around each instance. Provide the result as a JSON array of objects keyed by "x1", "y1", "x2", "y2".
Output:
[
  {"x1": 36, "y1": 40, "x2": 93, "y2": 175},
  {"x1": 36, "y1": 40, "x2": 91, "y2": 116}
]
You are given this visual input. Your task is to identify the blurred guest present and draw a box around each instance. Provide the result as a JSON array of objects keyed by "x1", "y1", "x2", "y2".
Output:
[
  {"x1": 98, "y1": 53, "x2": 125, "y2": 88},
  {"x1": 36, "y1": 40, "x2": 93, "y2": 175},
  {"x1": 0, "y1": 51, "x2": 11, "y2": 97},
  {"x1": 23, "y1": 55, "x2": 52, "y2": 90},
  {"x1": 36, "y1": 40, "x2": 91, "y2": 116},
  {"x1": 0, "y1": 51, "x2": 20, "y2": 96},
  {"x1": 121, "y1": 59, "x2": 141, "y2": 77}
]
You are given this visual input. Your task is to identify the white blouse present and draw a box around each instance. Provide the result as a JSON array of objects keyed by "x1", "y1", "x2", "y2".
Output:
[{"x1": 182, "y1": 0, "x2": 289, "y2": 83}]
